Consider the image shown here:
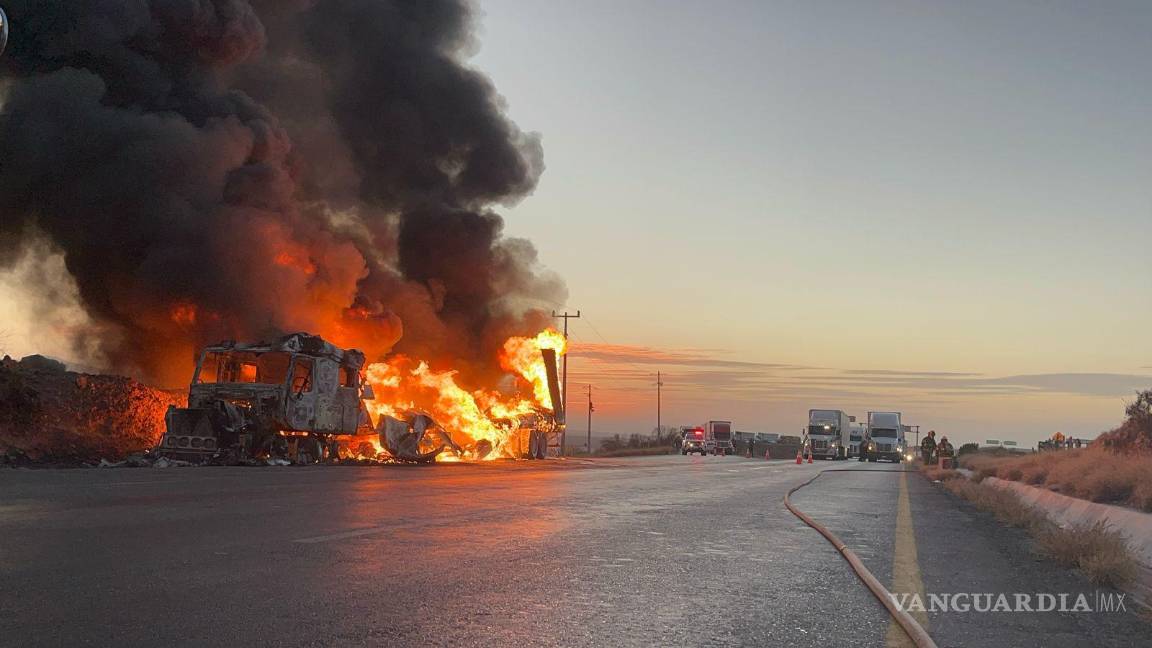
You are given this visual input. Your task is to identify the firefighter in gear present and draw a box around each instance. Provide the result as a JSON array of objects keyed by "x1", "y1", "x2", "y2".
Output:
[
  {"x1": 921, "y1": 430, "x2": 938, "y2": 465},
  {"x1": 937, "y1": 435, "x2": 955, "y2": 468}
]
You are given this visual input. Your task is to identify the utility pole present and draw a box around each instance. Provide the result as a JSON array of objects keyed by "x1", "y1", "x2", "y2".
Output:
[
  {"x1": 586, "y1": 384, "x2": 593, "y2": 454},
  {"x1": 656, "y1": 371, "x2": 664, "y2": 437},
  {"x1": 551, "y1": 310, "x2": 580, "y2": 455}
]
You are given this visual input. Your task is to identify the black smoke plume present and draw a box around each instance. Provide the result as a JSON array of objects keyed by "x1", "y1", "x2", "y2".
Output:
[{"x1": 0, "y1": 0, "x2": 564, "y2": 386}]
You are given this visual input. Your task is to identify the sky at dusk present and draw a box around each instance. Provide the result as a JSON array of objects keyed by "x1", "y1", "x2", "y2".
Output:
[
  {"x1": 1, "y1": 1, "x2": 1150, "y2": 447},
  {"x1": 468, "y1": 0, "x2": 1152, "y2": 446}
]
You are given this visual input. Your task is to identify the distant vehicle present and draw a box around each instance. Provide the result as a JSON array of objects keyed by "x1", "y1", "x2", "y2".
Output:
[
  {"x1": 807, "y1": 409, "x2": 851, "y2": 459},
  {"x1": 705, "y1": 420, "x2": 734, "y2": 455},
  {"x1": 867, "y1": 411, "x2": 906, "y2": 462},
  {"x1": 849, "y1": 422, "x2": 866, "y2": 457},
  {"x1": 680, "y1": 426, "x2": 706, "y2": 455}
]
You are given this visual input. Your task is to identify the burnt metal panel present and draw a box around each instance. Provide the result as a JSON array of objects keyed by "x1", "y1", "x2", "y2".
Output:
[{"x1": 541, "y1": 348, "x2": 565, "y2": 424}]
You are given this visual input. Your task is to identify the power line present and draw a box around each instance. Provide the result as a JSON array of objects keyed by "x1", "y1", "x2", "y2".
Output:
[
  {"x1": 656, "y1": 371, "x2": 664, "y2": 434},
  {"x1": 586, "y1": 384, "x2": 593, "y2": 454},
  {"x1": 578, "y1": 314, "x2": 671, "y2": 382}
]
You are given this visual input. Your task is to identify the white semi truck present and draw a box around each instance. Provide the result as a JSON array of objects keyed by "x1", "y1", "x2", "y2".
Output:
[
  {"x1": 866, "y1": 411, "x2": 906, "y2": 462},
  {"x1": 849, "y1": 422, "x2": 867, "y2": 458},
  {"x1": 807, "y1": 409, "x2": 851, "y2": 460}
]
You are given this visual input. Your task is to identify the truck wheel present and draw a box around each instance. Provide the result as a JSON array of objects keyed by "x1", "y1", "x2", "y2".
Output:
[
  {"x1": 296, "y1": 437, "x2": 322, "y2": 465},
  {"x1": 681, "y1": 450, "x2": 687, "y2": 455},
  {"x1": 536, "y1": 432, "x2": 548, "y2": 459}
]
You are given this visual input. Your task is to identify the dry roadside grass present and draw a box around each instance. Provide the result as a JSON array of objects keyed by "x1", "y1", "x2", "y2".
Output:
[
  {"x1": 920, "y1": 464, "x2": 963, "y2": 482},
  {"x1": 939, "y1": 477, "x2": 1138, "y2": 588},
  {"x1": 960, "y1": 449, "x2": 1152, "y2": 512}
]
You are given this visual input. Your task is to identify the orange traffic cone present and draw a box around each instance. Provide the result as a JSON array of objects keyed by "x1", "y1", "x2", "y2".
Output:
[
  {"x1": 807, "y1": 452, "x2": 814, "y2": 464},
  {"x1": 795, "y1": 449, "x2": 802, "y2": 464}
]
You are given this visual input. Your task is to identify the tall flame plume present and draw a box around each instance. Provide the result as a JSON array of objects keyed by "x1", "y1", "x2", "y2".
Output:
[{"x1": 363, "y1": 328, "x2": 567, "y2": 460}]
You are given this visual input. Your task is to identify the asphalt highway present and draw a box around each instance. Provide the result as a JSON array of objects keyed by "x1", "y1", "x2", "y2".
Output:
[{"x1": 0, "y1": 456, "x2": 1146, "y2": 647}]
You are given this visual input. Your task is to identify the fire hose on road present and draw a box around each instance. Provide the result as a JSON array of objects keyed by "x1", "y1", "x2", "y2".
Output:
[{"x1": 784, "y1": 468, "x2": 939, "y2": 648}]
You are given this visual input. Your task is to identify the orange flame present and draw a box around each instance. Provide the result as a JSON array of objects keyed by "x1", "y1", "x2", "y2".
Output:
[
  {"x1": 499, "y1": 329, "x2": 568, "y2": 410},
  {"x1": 363, "y1": 328, "x2": 567, "y2": 461}
]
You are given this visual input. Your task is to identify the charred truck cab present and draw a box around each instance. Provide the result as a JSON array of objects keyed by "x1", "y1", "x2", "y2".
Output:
[
  {"x1": 159, "y1": 333, "x2": 374, "y2": 463},
  {"x1": 807, "y1": 409, "x2": 851, "y2": 460}
]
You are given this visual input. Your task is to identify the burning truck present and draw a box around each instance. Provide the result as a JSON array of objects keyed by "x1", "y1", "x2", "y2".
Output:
[{"x1": 158, "y1": 331, "x2": 566, "y2": 464}]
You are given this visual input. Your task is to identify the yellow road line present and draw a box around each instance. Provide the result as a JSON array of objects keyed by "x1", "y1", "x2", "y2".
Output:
[{"x1": 886, "y1": 471, "x2": 929, "y2": 647}]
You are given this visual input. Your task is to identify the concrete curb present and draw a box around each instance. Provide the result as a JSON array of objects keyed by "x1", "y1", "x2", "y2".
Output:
[{"x1": 976, "y1": 474, "x2": 1152, "y2": 607}]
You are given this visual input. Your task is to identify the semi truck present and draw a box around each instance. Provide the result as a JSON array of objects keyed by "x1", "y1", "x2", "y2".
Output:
[
  {"x1": 705, "y1": 420, "x2": 734, "y2": 455},
  {"x1": 849, "y1": 422, "x2": 867, "y2": 458},
  {"x1": 807, "y1": 409, "x2": 851, "y2": 459},
  {"x1": 866, "y1": 411, "x2": 906, "y2": 462}
]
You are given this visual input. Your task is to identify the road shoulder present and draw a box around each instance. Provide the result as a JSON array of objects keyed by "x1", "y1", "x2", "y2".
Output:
[{"x1": 907, "y1": 471, "x2": 1148, "y2": 647}]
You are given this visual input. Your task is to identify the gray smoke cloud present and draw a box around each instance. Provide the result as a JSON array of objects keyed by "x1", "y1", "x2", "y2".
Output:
[{"x1": 0, "y1": 0, "x2": 565, "y2": 386}]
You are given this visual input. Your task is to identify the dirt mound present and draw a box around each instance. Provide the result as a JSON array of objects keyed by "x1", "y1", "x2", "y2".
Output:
[{"x1": 0, "y1": 356, "x2": 185, "y2": 464}]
